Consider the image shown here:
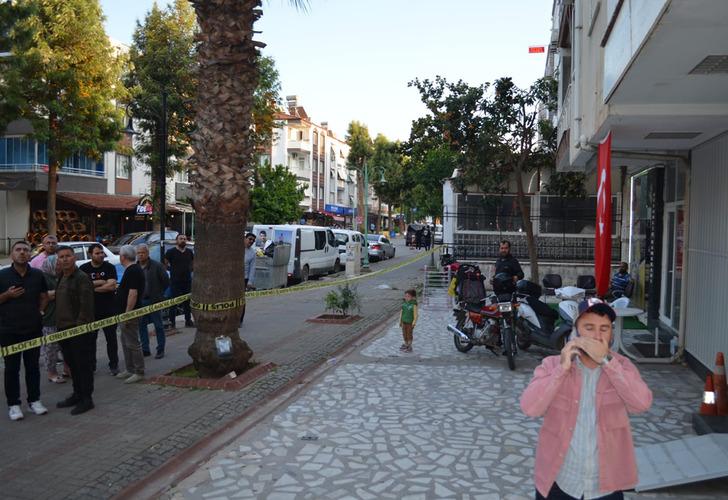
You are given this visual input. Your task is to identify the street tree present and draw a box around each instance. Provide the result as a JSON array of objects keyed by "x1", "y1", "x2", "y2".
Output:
[
  {"x1": 186, "y1": 0, "x2": 307, "y2": 378},
  {"x1": 252, "y1": 55, "x2": 283, "y2": 155},
  {"x1": 124, "y1": 0, "x2": 197, "y2": 225},
  {"x1": 370, "y1": 134, "x2": 399, "y2": 231},
  {"x1": 250, "y1": 163, "x2": 306, "y2": 224},
  {"x1": 408, "y1": 76, "x2": 556, "y2": 281},
  {"x1": 345, "y1": 120, "x2": 373, "y2": 232},
  {"x1": 0, "y1": 0, "x2": 125, "y2": 236}
]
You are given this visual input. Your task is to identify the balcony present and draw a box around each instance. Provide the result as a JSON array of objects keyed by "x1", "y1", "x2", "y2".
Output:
[{"x1": 287, "y1": 138, "x2": 312, "y2": 153}]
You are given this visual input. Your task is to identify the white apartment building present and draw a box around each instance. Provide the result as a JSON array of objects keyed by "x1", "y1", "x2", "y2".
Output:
[
  {"x1": 551, "y1": 0, "x2": 728, "y2": 374},
  {"x1": 259, "y1": 96, "x2": 359, "y2": 226}
]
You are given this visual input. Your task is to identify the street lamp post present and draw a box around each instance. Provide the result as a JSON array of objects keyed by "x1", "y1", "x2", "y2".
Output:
[{"x1": 362, "y1": 159, "x2": 369, "y2": 269}]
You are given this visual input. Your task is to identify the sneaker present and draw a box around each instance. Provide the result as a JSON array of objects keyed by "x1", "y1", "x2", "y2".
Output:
[
  {"x1": 399, "y1": 344, "x2": 407, "y2": 351},
  {"x1": 123, "y1": 373, "x2": 144, "y2": 384},
  {"x1": 115, "y1": 371, "x2": 132, "y2": 380},
  {"x1": 29, "y1": 401, "x2": 48, "y2": 415},
  {"x1": 405, "y1": 345, "x2": 413, "y2": 353},
  {"x1": 8, "y1": 405, "x2": 23, "y2": 421},
  {"x1": 110, "y1": 368, "x2": 119, "y2": 376},
  {"x1": 142, "y1": 350, "x2": 151, "y2": 357},
  {"x1": 57, "y1": 395, "x2": 81, "y2": 409},
  {"x1": 154, "y1": 352, "x2": 164, "y2": 359},
  {"x1": 70, "y1": 399, "x2": 94, "y2": 415},
  {"x1": 185, "y1": 320, "x2": 195, "y2": 327}
]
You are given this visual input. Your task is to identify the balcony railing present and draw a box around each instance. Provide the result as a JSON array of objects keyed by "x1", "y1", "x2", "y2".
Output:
[
  {"x1": 287, "y1": 139, "x2": 312, "y2": 152},
  {"x1": 0, "y1": 163, "x2": 105, "y2": 178}
]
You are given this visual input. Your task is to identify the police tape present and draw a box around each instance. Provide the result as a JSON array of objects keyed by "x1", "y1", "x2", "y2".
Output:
[
  {"x1": 0, "y1": 293, "x2": 246, "y2": 358},
  {"x1": 0, "y1": 247, "x2": 437, "y2": 357}
]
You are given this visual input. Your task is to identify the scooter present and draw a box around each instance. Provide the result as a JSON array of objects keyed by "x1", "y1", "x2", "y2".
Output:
[{"x1": 515, "y1": 283, "x2": 583, "y2": 352}]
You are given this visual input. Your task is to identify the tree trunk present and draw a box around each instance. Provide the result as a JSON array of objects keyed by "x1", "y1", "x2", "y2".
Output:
[
  {"x1": 515, "y1": 162, "x2": 539, "y2": 282},
  {"x1": 356, "y1": 165, "x2": 365, "y2": 232},
  {"x1": 187, "y1": 0, "x2": 260, "y2": 378},
  {"x1": 387, "y1": 202, "x2": 393, "y2": 236},
  {"x1": 47, "y1": 114, "x2": 59, "y2": 237},
  {"x1": 376, "y1": 198, "x2": 382, "y2": 232}
]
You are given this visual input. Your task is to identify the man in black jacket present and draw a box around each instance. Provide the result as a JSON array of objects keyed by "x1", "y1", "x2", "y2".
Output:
[
  {"x1": 137, "y1": 244, "x2": 170, "y2": 359},
  {"x1": 494, "y1": 240, "x2": 524, "y2": 282},
  {"x1": 55, "y1": 246, "x2": 96, "y2": 415}
]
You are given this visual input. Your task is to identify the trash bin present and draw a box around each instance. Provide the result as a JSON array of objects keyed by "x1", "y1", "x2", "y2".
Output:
[{"x1": 253, "y1": 243, "x2": 291, "y2": 289}]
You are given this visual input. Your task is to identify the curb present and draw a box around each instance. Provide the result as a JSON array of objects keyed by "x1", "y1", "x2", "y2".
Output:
[{"x1": 113, "y1": 305, "x2": 400, "y2": 500}]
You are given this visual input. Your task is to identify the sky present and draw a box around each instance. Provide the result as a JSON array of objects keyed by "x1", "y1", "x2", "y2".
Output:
[{"x1": 100, "y1": 0, "x2": 553, "y2": 142}]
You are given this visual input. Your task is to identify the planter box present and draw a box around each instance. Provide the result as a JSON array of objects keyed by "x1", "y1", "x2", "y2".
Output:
[
  {"x1": 145, "y1": 361, "x2": 276, "y2": 391},
  {"x1": 306, "y1": 314, "x2": 363, "y2": 325}
]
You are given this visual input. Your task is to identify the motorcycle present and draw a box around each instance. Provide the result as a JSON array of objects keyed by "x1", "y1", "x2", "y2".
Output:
[
  {"x1": 515, "y1": 283, "x2": 583, "y2": 352},
  {"x1": 448, "y1": 273, "x2": 519, "y2": 370}
]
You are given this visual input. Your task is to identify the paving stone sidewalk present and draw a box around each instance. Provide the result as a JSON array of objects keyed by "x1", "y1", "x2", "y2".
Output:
[
  {"x1": 0, "y1": 246, "x2": 424, "y2": 500},
  {"x1": 169, "y1": 307, "x2": 728, "y2": 500}
]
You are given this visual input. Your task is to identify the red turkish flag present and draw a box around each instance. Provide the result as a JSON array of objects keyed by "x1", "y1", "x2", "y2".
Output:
[{"x1": 595, "y1": 132, "x2": 613, "y2": 297}]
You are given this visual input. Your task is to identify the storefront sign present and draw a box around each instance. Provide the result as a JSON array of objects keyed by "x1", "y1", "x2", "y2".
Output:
[
  {"x1": 324, "y1": 204, "x2": 354, "y2": 216},
  {"x1": 136, "y1": 194, "x2": 153, "y2": 215}
]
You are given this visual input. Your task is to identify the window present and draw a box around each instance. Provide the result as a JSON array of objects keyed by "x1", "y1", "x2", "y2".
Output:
[
  {"x1": 314, "y1": 231, "x2": 327, "y2": 250},
  {"x1": 456, "y1": 194, "x2": 530, "y2": 232},
  {"x1": 73, "y1": 246, "x2": 86, "y2": 261},
  {"x1": 319, "y1": 187, "x2": 324, "y2": 198},
  {"x1": 116, "y1": 154, "x2": 131, "y2": 179},
  {"x1": 0, "y1": 137, "x2": 36, "y2": 167},
  {"x1": 298, "y1": 158, "x2": 305, "y2": 170},
  {"x1": 539, "y1": 195, "x2": 618, "y2": 235},
  {"x1": 327, "y1": 230, "x2": 337, "y2": 247},
  {"x1": 335, "y1": 233, "x2": 348, "y2": 244}
]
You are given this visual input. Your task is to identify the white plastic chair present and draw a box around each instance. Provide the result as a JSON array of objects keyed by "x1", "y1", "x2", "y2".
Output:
[{"x1": 610, "y1": 297, "x2": 630, "y2": 309}]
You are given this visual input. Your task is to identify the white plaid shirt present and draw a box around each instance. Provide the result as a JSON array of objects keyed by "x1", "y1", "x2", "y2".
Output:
[{"x1": 555, "y1": 359, "x2": 613, "y2": 499}]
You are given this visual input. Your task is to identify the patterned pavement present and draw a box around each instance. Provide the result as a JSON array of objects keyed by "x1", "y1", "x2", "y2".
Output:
[{"x1": 168, "y1": 307, "x2": 727, "y2": 499}]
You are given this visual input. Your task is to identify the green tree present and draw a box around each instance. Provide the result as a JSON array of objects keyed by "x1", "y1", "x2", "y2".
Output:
[
  {"x1": 345, "y1": 120, "x2": 373, "y2": 232},
  {"x1": 124, "y1": 0, "x2": 197, "y2": 226},
  {"x1": 0, "y1": 0, "x2": 125, "y2": 235},
  {"x1": 250, "y1": 163, "x2": 305, "y2": 224},
  {"x1": 252, "y1": 55, "x2": 283, "y2": 155},
  {"x1": 186, "y1": 0, "x2": 307, "y2": 378},
  {"x1": 408, "y1": 76, "x2": 557, "y2": 281}
]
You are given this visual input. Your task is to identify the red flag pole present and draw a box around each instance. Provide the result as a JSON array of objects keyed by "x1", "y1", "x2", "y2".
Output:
[{"x1": 595, "y1": 132, "x2": 613, "y2": 297}]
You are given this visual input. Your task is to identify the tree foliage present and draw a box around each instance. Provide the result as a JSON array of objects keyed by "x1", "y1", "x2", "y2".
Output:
[
  {"x1": 252, "y1": 55, "x2": 283, "y2": 154},
  {"x1": 250, "y1": 163, "x2": 305, "y2": 224},
  {"x1": 0, "y1": 0, "x2": 125, "y2": 234},
  {"x1": 345, "y1": 121, "x2": 373, "y2": 231},
  {"x1": 124, "y1": 0, "x2": 197, "y2": 174}
]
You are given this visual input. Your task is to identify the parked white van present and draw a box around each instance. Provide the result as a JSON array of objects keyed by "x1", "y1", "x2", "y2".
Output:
[
  {"x1": 332, "y1": 229, "x2": 367, "y2": 263},
  {"x1": 252, "y1": 224, "x2": 341, "y2": 282}
]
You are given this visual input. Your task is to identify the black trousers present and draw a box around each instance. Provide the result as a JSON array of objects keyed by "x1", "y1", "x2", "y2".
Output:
[
  {"x1": 240, "y1": 278, "x2": 248, "y2": 324},
  {"x1": 92, "y1": 323, "x2": 119, "y2": 371},
  {"x1": 169, "y1": 281, "x2": 192, "y2": 324},
  {"x1": 1, "y1": 331, "x2": 41, "y2": 406},
  {"x1": 59, "y1": 333, "x2": 96, "y2": 401},
  {"x1": 536, "y1": 483, "x2": 624, "y2": 500}
]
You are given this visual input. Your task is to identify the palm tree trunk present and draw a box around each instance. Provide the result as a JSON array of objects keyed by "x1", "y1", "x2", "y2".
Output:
[{"x1": 186, "y1": 0, "x2": 261, "y2": 378}]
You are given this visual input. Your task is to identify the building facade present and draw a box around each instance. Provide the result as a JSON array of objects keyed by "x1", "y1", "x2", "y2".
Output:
[{"x1": 550, "y1": 0, "x2": 728, "y2": 373}]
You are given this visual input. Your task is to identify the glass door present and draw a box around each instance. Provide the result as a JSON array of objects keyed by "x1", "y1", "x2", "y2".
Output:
[{"x1": 660, "y1": 203, "x2": 684, "y2": 328}]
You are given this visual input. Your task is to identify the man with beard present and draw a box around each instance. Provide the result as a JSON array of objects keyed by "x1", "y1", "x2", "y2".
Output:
[
  {"x1": 0, "y1": 241, "x2": 49, "y2": 420},
  {"x1": 164, "y1": 234, "x2": 194, "y2": 328},
  {"x1": 79, "y1": 244, "x2": 119, "y2": 374},
  {"x1": 493, "y1": 240, "x2": 524, "y2": 282}
]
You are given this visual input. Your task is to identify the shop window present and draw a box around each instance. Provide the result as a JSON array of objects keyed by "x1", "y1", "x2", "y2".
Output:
[{"x1": 116, "y1": 154, "x2": 131, "y2": 179}]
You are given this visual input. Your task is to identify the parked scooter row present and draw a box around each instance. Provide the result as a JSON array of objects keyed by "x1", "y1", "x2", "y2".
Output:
[{"x1": 445, "y1": 256, "x2": 585, "y2": 370}]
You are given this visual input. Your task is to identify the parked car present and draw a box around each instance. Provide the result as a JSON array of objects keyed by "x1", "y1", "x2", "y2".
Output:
[
  {"x1": 366, "y1": 234, "x2": 395, "y2": 261},
  {"x1": 253, "y1": 224, "x2": 340, "y2": 282},
  {"x1": 107, "y1": 230, "x2": 179, "y2": 254},
  {"x1": 332, "y1": 229, "x2": 367, "y2": 263}
]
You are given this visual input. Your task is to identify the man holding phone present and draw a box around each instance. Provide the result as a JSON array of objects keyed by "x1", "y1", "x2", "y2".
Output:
[
  {"x1": 520, "y1": 299, "x2": 652, "y2": 499},
  {"x1": 0, "y1": 240, "x2": 49, "y2": 421}
]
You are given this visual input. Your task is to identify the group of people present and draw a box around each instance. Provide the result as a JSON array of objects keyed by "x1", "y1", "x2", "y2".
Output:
[
  {"x1": 414, "y1": 225, "x2": 435, "y2": 251},
  {"x1": 0, "y1": 233, "x2": 194, "y2": 420}
]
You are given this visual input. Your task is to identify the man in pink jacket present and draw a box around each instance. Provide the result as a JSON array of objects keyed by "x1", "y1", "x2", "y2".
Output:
[{"x1": 521, "y1": 299, "x2": 652, "y2": 499}]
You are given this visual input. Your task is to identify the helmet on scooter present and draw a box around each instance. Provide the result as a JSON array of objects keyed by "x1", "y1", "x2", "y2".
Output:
[
  {"x1": 516, "y1": 279, "x2": 542, "y2": 298},
  {"x1": 492, "y1": 272, "x2": 516, "y2": 294}
]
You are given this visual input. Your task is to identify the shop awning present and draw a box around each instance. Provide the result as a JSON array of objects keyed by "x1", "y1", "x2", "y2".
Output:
[{"x1": 57, "y1": 192, "x2": 183, "y2": 213}]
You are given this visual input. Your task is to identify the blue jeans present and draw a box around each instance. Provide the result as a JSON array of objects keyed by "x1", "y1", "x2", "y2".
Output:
[{"x1": 138, "y1": 299, "x2": 165, "y2": 354}]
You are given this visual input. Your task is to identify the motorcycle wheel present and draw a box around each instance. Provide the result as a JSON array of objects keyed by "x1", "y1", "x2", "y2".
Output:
[
  {"x1": 454, "y1": 333, "x2": 474, "y2": 352},
  {"x1": 503, "y1": 326, "x2": 516, "y2": 370},
  {"x1": 515, "y1": 320, "x2": 532, "y2": 350}
]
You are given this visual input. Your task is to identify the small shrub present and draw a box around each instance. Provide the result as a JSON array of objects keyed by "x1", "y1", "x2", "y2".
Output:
[{"x1": 324, "y1": 283, "x2": 361, "y2": 317}]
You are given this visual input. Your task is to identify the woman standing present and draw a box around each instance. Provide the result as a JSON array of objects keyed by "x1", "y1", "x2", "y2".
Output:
[{"x1": 40, "y1": 255, "x2": 65, "y2": 384}]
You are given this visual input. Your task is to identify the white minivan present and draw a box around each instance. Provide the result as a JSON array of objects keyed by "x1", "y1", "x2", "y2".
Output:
[
  {"x1": 252, "y1": 224, "x2": 341, "y2": 282},
  {"x1": 332, "y1": 229, "x2": 367, "y2": 263}
]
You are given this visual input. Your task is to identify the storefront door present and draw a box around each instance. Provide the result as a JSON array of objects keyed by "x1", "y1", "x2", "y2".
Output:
[{"x1": 660, "y1": 202, "x2": 684, "y2": 329}]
